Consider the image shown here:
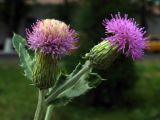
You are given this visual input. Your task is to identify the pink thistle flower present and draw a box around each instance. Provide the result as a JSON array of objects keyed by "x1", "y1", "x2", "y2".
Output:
[
  {"x1": 26, "y1": 19, "x2": 78, "y2": 57},
  {"x1": 103, "y1": 13, "x2": 147, "y2": 59}
]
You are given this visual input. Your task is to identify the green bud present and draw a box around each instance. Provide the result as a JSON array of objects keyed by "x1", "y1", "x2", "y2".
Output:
[
  {"x1": 33, "y1": 50, "x2": 58, "y2": 89},
  {"x1": 85, "y1": 41, "x2": 118, "y2": 69}
]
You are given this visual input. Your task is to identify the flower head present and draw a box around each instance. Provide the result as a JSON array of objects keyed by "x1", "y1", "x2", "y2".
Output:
[
  {"x1": 103, "y1": 13, "x2": 147, "y2": 59},
  {"x1": 26, "y1": 19, "x2": 78, "y2": 57}
]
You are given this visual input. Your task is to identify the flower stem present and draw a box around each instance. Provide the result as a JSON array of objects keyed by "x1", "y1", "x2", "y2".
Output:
[
  {"x1": 45, "y1": 60, "x2": 92, "y2": 105},
  {"x1": 45, "y1": 105, "x2": 54, "y2": 120},
  {"x1": 34, "y1": 89, "x2": 46, "y2": 120}
]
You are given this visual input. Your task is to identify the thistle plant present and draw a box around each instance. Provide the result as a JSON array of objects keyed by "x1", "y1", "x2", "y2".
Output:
[{"x1": 12, "y1": 13, "x2": 147, "y2": 120}]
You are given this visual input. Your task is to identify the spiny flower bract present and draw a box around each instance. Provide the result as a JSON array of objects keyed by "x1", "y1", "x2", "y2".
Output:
[
  {"x1": 103, "y1": 13, "x2": 147, "y2": 59},
  {"x1": 26, "y1": 19, "x2": 78, "y2": 57}
]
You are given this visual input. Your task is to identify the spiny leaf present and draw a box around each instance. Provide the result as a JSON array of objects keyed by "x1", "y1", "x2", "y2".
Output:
[
  {"x1": 68, "y1": 63, "x2": 81, "y2": 77},
  {"x1": 19, "y1": 44, "x2": 33, "y2": 80},
  {"x1": 49, "y1": 63, "x2": 105, "y2": 106},
  {"x1": 12, "y1": 33, "x2": 34, "y2": 80},
  {"x1": 57, "y1": 72, "x2": 105, "y2": 99},
  {"x1": 47, "y1": 63, "x2": 82, "y2": 97},
  {"x1": 12, "y1": 33, "x2": 27, "y2": 53},
  {"x1": 52, "y1": 73, "x2": 68, "y2": 91},
  {"x1": 88, "y1": 73, "x2": 106, "y2": 87}
]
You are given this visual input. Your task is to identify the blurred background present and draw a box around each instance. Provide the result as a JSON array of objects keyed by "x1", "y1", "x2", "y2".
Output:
[{"x1": 0, "y1": 0, "x2": 160, "y2": 120}]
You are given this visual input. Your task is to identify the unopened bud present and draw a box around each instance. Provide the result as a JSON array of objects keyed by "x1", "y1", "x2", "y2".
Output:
[{"x1": 85, "y1": 41, "x2": 118, "y2": 69}]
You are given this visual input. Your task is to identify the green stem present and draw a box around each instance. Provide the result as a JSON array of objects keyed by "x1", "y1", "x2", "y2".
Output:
[
  {"x1": 45, "y1": 60, "x2": 91, "y2": 104},
  {"x1": 34, "y1": 90, "x2": 46, "y2": 120},
  {"x1": 45, "y1": 105, "x2": 54, "y2": 120}
]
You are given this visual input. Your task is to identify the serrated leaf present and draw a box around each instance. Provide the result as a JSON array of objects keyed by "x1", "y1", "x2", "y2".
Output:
[
  {"x1": 47, "y1": 63, "x2": 82, "y2": 96},
  {"x1": 12, "y1": 33, "x2": 27, "y2": 53},
  {"x1": 19, "y1": 44, "x2": 33, "y2": 80},
  {"x1": 12, "y1": 33, "x2": 33, "y2": 80},
  {"x1": 57, "y1": 72, "x2": 104, "y2": 99},
  {"x1": 68, "y1": 63, "x2": 81, "y2": 77},
  {"x1": 88, "y1": 73, "x2": 106, "y2": 87},
  {"x1": 49, "y1": 64, "x2": 105, "y2": 106},
  {"x1": 52, "y1": 73, "x2": 68, "y2": 91}
]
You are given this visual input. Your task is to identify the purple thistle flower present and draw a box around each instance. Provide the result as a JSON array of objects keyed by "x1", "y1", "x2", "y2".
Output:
[
  {"x1": 26, "y1": 19, "x2": 78, "y2": 57},
  {"x1": 103, "y1": 13, "x2": 147, "y2": 59}
]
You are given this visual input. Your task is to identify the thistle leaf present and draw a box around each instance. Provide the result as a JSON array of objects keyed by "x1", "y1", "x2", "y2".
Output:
[
  {"x1": 49, "y1": 63, "x2": 105, "y2": 106},
  {"x1": 12, "y1": 33, "x2": 34, "y2": 80},
  {"x1": 47, "y1": 63, "x2": 82, "y2": 97},
  {"x1": 12, "y1": 33, "x2": 27, "y2": 53},
  {"x1": 57, "y1": 72, "x2": 105, "y2": 98},
  {"x1": 68, "y1": 63, "x2": 81, "y2": 77}
]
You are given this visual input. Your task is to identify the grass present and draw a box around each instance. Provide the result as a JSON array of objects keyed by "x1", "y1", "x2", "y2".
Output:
[
  {"x1": 134, "y1": 58, "x2": 160, "y2": 105},
  {"x1": 0, "y1": 59, "x2": 37, "y2": 120},
  {"x1": 0, "y1": 57, "x2": 160, "y2": 120}
]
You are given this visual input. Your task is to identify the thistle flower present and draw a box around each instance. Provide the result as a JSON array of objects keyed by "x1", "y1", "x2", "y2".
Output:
[
  {"x1": 103, "y1": 13, "x2": 147, "y2": 59},
  {"x1": 85, "y1": 13, "x2": 147, "y2": 69},
  {"x1": 26, "y1": 19, "x2": 78, "y2": 58},
  {"x1": 26, "y1": 19, "x2": 78, "y2": 89}
]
